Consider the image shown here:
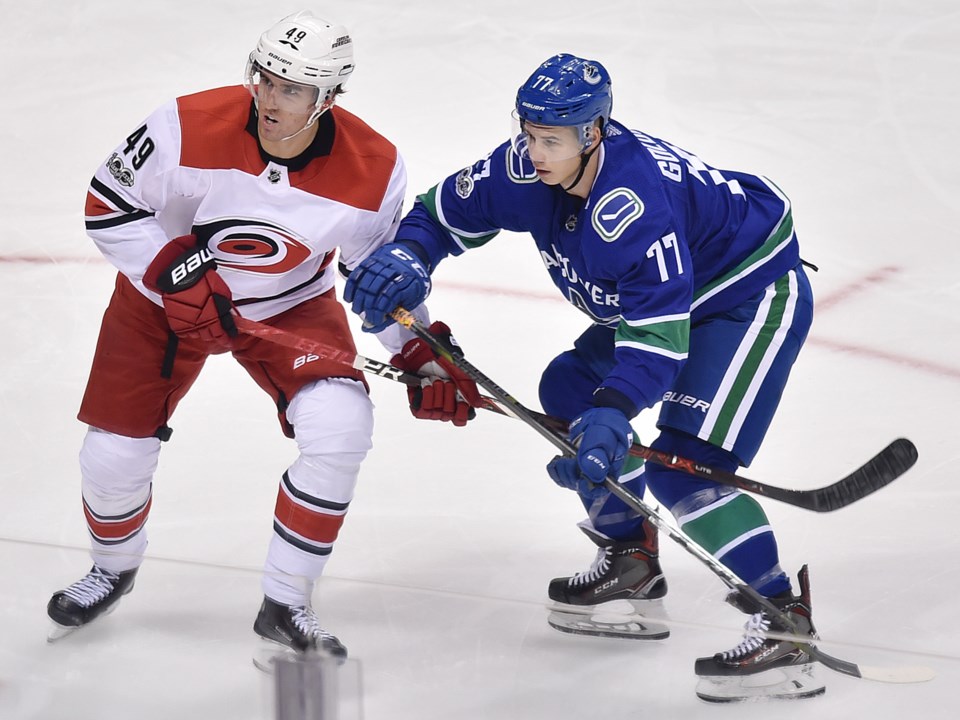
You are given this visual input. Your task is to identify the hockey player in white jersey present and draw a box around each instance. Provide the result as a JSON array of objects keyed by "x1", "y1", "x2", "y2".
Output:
[{"x1": 46, "y1": 10, "x2": 480, "y2": 661}]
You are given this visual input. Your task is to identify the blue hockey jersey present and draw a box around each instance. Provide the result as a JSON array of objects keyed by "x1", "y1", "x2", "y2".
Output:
[{"x1": 396, "y1": 119, "x2": 800, "y2": 415}]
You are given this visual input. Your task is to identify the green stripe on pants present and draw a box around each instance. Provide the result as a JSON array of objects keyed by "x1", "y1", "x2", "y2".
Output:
[
  {"x1": 679, "y1": 492, "x2": 771, "y2": 557},
  {"x1": 706, "y1": 273, "x2": 791, "y2": 448}
]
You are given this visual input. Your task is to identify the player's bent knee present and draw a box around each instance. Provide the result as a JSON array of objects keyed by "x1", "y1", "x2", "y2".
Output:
[
  {"x1": 286, "y1": 378, "x2": 374, "y2": 456},
  {"x1": 284, "y1": 378, "x2": 372, "y2": 504},
  {"x1": 79, "y1": 427, "x2": 160, "y2": 500}
]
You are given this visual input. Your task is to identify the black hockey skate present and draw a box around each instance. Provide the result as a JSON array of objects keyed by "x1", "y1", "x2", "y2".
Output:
[
  {"x1": 695, "y1": 565, "x2": 825, "y2": 702},
  {"x1": 253, "y1": 597, "x2": 347, "y2": 669},
  {"x1": 547, "y1": 523, "x2": 669, "y2": 640},
  {"x1": 47, "y1": 565, "x2": 138, "y2": 641}
]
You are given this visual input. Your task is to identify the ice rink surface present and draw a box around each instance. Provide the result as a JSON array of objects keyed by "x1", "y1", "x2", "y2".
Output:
[{"x1": 1, "y1": 1, "x2": 959, "y2": 718}]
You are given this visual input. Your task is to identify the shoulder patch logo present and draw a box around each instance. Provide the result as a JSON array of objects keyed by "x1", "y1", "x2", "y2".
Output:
[
  {"x1": 455, "y1": 154, "x2": 494, "y2": 198},
  {"x1": 591, "y1": 187, "x2": 644, "y2": 242},
  {"x1": 455, "y1": 166, "x2": 475, "y2": 199},
  {"x1": 106, "y1": 153, "x2": 135, "y2": 187}
]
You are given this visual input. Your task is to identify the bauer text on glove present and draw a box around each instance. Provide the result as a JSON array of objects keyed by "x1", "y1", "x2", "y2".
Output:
[{"x1": 143, "y1": 234, "x2": 238, "y2": 348}]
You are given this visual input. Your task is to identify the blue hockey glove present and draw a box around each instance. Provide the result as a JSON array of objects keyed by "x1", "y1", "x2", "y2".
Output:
[
  {"x1": 570, "y1": 407, "x2": 633, "y2": 484},
  {"x1": 546, "y1": 456, "x2": 607, "y2": 499},
  {"x1": 343, "y1": 243, "x2": 431, "y2": 332},
  {"x1": 544, "y1": 407, "x2": 633, "y2": 499},
  {"x1": 571, "y1": 407, "x2": 633, "y2": 484}
]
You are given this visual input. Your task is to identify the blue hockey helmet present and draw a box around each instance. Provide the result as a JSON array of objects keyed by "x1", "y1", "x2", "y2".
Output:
[
  {"x1": 512, "y1": 54, "x2": 612, "y2": 161},
  {"x1": 515, "y1": 54, "x2": 612, "y2": 128}
]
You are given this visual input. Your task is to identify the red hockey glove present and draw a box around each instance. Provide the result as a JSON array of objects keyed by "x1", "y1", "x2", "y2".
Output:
[
  {"x1": 143, "y1": 235, "x2": 238, "y2": 349},
  {"x1": 391, "y1": 322, "x2": 482, "y2": 427}
]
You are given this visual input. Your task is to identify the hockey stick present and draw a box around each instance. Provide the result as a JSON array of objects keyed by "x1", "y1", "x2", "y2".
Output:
[
  {"x1": 237, "y1": 315, "x2": 530, "y2": 416},
  {"x1": 389, "y1": 306, "x2": 933, "y2": 684},
  {"x1": 624, "y1": 439, "x2": 917, "y2": 513},
  {"x1": 236, "y1": 317, "x2": 917, "y2": 513},
  {"x1": 235, "y1": 317, "x2": 424, "y2": 387}
]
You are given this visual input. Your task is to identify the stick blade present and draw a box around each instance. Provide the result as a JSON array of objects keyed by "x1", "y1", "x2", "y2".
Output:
[
  {"x1": 813, "y1": 438, "x2": 918, "y2": 512},
  {"x1": 811, "y1": 646, "x2": 935, "y2": 684}
]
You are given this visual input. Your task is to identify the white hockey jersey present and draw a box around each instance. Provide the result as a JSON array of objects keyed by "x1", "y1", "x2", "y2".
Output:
[{"x1": 84, "y1": 85, "x2": 406, "y2": 323}]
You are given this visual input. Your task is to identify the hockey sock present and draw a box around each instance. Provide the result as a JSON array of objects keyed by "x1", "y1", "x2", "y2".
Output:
[
  {"x1": 674, "y1": 488, "x2": 790, "y2": 596},
  {"x1": 645, "y1": 429, "x2": 790, "y2": 596},
  {"x1": 584, "y1": 452, "x2": 648, "y2": 539}
]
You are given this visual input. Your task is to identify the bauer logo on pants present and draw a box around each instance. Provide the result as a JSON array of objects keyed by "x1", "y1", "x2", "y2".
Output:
[{"x1": 662, "y1": 391, "x2": 710, "y2": 413}]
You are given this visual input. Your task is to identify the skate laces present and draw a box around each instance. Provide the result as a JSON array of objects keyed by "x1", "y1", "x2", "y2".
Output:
[
  {"x1": 720, "y1": 612, "x2": 771, "y2": 660},
  {"x1": 61, "y1": 567, "x2": 121, "y2": 608},
  {"x1": 290, "y1": 606, "x2": 336, "y2": 641},
  {"x1": 570, "y1": 546, "x2": 612, "y2": 586}
]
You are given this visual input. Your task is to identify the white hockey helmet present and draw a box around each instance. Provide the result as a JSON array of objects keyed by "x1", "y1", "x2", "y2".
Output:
[{"x1": 245, "y1": 11, "x2": 355, "y2": 125}]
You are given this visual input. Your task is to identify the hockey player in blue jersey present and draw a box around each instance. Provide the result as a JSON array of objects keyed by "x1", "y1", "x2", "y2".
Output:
[{"x1": 345, "y1": 54, "x2": 823, "y2": 701}]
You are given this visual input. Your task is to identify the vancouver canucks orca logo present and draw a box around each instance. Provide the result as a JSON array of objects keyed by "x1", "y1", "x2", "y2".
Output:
[
  {"x1": 582, "y1": 63, "x2": 602, "y2": 85},
  {"x1": 194, "y1": 218, "x2": 312, "y2": 274}
]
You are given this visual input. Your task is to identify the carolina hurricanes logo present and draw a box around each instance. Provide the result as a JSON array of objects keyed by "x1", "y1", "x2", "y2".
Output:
[{"x1": 193, "y1": 219, "x2": 312, "y2": 275}]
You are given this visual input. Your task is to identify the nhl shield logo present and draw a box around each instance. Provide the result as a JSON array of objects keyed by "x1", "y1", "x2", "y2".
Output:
[{"x1": 268, "y1": 168, "x2": 282, "y2": 184}]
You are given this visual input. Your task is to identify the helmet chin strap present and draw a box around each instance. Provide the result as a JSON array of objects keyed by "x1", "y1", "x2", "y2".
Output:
[
  {"x1": 277, "y1": 97, "x2": 336, "y2": 142},
  {"x1": 561, "y1": 141, "x2": 601, "y2": 193},
  {"x1": 248, "y1": 84, "x2": 337, "y2": 144},
  {"x1": 278, "y1": 116, "x2": 318, "y2": 143}
]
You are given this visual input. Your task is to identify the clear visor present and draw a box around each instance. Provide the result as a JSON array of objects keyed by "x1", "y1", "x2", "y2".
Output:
[
  {"x1": 243, "y1": 57, "x2": 324, "y2": 113},
  {"x1": 510, "y1": 111, "x2": 593, "y2": 163}
]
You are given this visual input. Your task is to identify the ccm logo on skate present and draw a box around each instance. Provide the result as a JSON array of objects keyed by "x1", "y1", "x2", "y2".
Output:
[
  {"x1": 594, "y1": 578, "x2": 619, "y2": 595},
  {"x1": 293, "y1": 353, "x2": 320, "y2": 369},
  {"x1": 662, "y1": 391, "x2": 710, "y2": 413},
  {"x1": 753, "y1": 646, "x2": 777, "y2": 663}
]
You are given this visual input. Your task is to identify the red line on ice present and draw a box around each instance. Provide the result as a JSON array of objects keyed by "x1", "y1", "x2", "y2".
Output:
[
  {"x1": 814, "y1": 265, "x2": 902, "y2": 312},
  {"x1": 807, "y1": 337, "x2": 960, "y2": 380}
]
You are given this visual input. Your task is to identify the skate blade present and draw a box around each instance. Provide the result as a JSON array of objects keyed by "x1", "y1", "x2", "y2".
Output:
[
  {"x1": 253, "y1": 638, "x2": 295, "y2": 673},
  {"x1": 46, "y1": 586, "x2": 133, "y2": 644},
  {"x1": 546, "y1": 597, "x2": 667, "y2": 617},
  {"x1": 547, "y1": 599, "x2": 670, "y2": 640},
  {"x1": 696, "y1": 664, "x2": 826, "y2": 702},
  {"x1": 252, "y1": 638, "x2": 347, "y2": 673},
  {"x1": 47, "y1": 623, "x2": 80, "y2": 643},
  {"x1": 46, "y1": 599, "x2": 125, "y2": 644}
]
